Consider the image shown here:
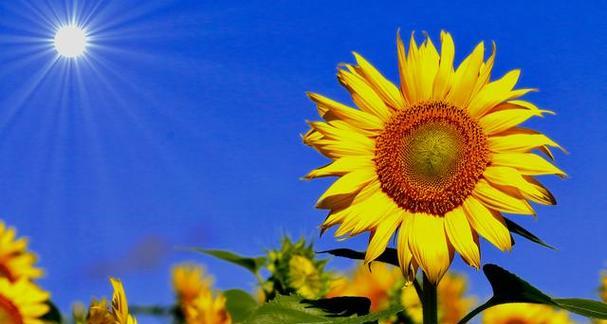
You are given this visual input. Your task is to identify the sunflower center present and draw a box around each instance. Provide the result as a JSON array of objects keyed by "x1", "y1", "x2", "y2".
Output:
[
  {"x1": 374, "y1": 101, "x2": 489, "y2": 215},
  {"x1": 405, "y1": 123, "x2": 461, "y2": 183},
  {"x1": 0, "y1": 296, "x2": 23, "y2": 324}
]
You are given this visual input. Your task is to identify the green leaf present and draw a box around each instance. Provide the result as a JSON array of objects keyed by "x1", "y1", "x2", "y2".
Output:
[
  {"x1": 504, "y1": 218, "x2": 555, "y2": 249},
  {"x1": 193, "y1": 248, "x2": 266, "y2": 274},
  {"x1": 244, "y1": 294, "x2": 402, "y2": 324},
  {"x1": 553, "y1": 298, "x2": 607, "y2": 319},
  {"x1": 224, "y1": 289, "x2": 258, "y2": 323},
  {"x1": 301, "y1": 296, "x2": 370, "y2": 316},
  {"x1": 318, "y1": 248, "x2": 399, "y2": 267},
  {"x1": 331, "y1": 305, "x2": 404, "y2": 324},
  {"x1": 458, "y1": 264, "x2": 607, "y2": 323}
]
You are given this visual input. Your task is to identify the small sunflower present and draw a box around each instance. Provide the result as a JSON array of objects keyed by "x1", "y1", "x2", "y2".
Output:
[
  {"x1": 481, "y1": 303, "x2": 573, "y2": 324},
  {"x1": 171, "y1": 263, "x2": 231, "y2": 324},
  {"x1": 86, "y1": 278, "x2": 137, "y2": 324},
  {"x1": 304, "y1": 31, "x2": 564, "y2": 283},
  {"x1": 264, "y1": 237, "x2": 330, "y2": 300},
  {"x1": 172, "y1": 263, "x2": 213, "y2": 307},
  {"x1": 0, "y1": 221, "x2": 43, "y2": 282},
  {"x1": 0, "y1": 278, "x2": 49, "y2": 324},
  {"x1": 327, "y1": 262, "x2": 401, "y2": 311},
  {"x1": 183, "y1": 293, "x2": 231, "y2": 324}
]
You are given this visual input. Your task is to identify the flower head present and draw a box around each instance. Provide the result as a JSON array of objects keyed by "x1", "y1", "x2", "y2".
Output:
[
  {"x1": 481, "y1": 303, "x2": 573, "y2": 324},
  {"x1": 264, "y1": 237, "x2": 330, "y2": 300},
  {"x1": 0, "y1": 278, "x2": 50, "y2": 324},
  {"x1": 86, "y1": 278, "x2": 137, "y2": 324},
  {"x1": 304, "y1": 31, "x2": 564, "y2": 283},
  {"x1": 183, "y1": 293, "x2": 231, "y2": 324},
  {"x1": 172, "y1": 263, "x2": 213, "y2": 306},
  {"x1": 327, "y1": 262, "x2": 401, "y2": 311},
  {"x1": 171, "y1": 263, "x2": 231, "y2": 324},
  {"x1": 0, "y1": 221, "x2": 44, "y2": 282}
]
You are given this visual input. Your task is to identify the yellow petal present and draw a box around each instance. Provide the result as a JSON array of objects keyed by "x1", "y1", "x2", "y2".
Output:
[
  {"x1": 350, "y1": 191, "x2": 398, "y2": 235},
  {"x1": 322, "y1": 179, "x2": 380, "y2": 229},
  {"x1": 307, "y1": 121, "x2": 374, "y2": 145},
  {"x1": 364, "y1": 210, "x2": 402, "y2": 263},
  {"x1": 462, "y1": 197, "x2": 512, "y2": 251},
  {"x1": 492, "y1": 153, "x2": 566, "y2": 177},
  {"x1": 471, "y1": 42, "x2": 496, "y2": 97},
  {"x1": 397, "y1": 211, "x2": 418, "y2": 283},
  {"x1": 468, "y1": 69, "x2": 521, "y2": 119},
  {"x1": 447, "y1": 41, "x2": 485, "y2": 107},
  {"x1": 311, "y1": 140, "x2": 372, "y2": 158},
  {"x1": 471, "y1": 179, "x2": 535, "y2": 215},
  {"x1": 335, "y1": 188, "x2": 394, "y2": 237},
  {"x1": 337, "y1": 68, "x2": 392, "y2": 121},
  {"x1": 307, "y1": 92, "x2": 384, "y2": 130},
  {"x1": 353, "y1": 52, "x2": 406, "y2": 109},
  {"x1": 305, "y1": 156, "x2": 374, "y2": 179},
  {"x1": 479, "y1": 109, "x2": 543, "y2": 135},
  {"x1": 408, "y1": 213, "x2": 453, "y2": 284},
  {"x1": 444, "y1": 207, "x2": 481, "y2": 268},
  {"x1": 488, "y1": 131, "x2": 563, "y2": 154},
  {"x1": 496, "y1": 99, "x2": 549, "y2": 115},
  {"x1": 432, "y1": 30, "x2": 455, "y2": 100},
  {"x1": 416, "y1": 34, "x2": 440, "y2": 101},
  {"x1": 483, "y1": 166, "x2": 556, "y2": 205},
  {"x1": 397, "y1": 31, "x2": 414, "y2": 104},
  {"x1": 316, "y1": 169, "x2": 376, "y2": 209}
]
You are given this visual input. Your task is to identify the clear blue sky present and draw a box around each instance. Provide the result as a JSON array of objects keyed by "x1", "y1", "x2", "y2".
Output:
[{"x1": 0, "y1": 0, "x2": 606, "y2": 320}]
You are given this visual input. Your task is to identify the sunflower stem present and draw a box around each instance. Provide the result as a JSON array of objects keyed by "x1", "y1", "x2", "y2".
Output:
[{"x1": 422, "y1": 273, "x2": 438, "y2": 324}]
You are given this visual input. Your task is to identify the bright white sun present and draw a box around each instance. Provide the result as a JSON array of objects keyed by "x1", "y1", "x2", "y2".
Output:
[{"x1": 54, "y1": 25, "x2": 88, "y2": 58}]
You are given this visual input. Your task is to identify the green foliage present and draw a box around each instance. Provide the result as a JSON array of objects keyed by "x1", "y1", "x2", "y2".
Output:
[
  {"x1": 224, "y1": 289, "x2": 258, "y2": 322},
  {"x1": 242, "y1": 294, "x2": 402, "y2": 324},
  {"x1": 320, "y1": 247, "x2": 399, "y2": 266},
  {"x1": 458, "y1": 264, "x2": 607, "y2": 323},
  {"x1": 504, "y1": 218, "x2": 555, "y2": 249},
  {"x1": 193, "y1": 248, "x2": 266, "y2": 274}
]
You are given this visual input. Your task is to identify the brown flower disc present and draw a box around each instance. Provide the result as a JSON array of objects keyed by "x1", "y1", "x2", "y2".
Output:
[{"x1": 374, "y1": 101, "x2": 489, "y2": 215}]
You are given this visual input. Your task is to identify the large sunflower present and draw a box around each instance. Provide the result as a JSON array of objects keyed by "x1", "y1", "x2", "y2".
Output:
[
  {"x1": 0, "y1": 278, "x2": 49, "y2": 324},
  {"x1": 0, "y1": 221, "x2": 43, "y2": 282},
  {"x1": 304, "y1": 31, "x2": 564, "y2": 283}
]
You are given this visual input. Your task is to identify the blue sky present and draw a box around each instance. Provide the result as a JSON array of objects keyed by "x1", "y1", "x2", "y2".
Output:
[{"x1": 0, "y1": 0, "x2": 606, "y2": 321}]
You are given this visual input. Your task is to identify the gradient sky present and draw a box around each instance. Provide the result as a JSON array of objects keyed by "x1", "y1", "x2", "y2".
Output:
[{"x1": 0, "y1": 0, "x2": 606, "y2": 322}]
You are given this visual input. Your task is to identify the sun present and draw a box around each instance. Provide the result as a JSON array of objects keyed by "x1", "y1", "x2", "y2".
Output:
[{"x1": 54, "y1": 25, "x2": 88, "y2": 58}]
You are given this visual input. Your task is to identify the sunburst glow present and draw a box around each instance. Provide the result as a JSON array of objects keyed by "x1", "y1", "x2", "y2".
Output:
[{"x1": 54, "y1": 25, "x2": 87, "y2": 58}]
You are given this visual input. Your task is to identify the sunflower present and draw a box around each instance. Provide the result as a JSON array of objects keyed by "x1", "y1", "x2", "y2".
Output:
[
  {"x1": 0, "y1": 278, "x2": 49, "y2": 324},
  {"x1": 481, "y1": 303, "x2": 573, "y2": 324},
  {"x1": 327, "y1": 262, "x2": 401, "y2": 311},
  {"x1": 183, "y1": 293, "x2": 231, "y2": 324},
  {"x1": 304, "y1": 31, "x2": 564, "y2": 283},
  {"x1": 264, "y1": 237, "x2": 330, "y2": 300},
  {"x1": 0, "y1": 221, "x2": 44, "y2": 282},
  {"x1": 172, "y1": 263, "x2": 213, "y2": 307},
  {"x1": 86, "y1": 278, "x2": 137, "y2": 324},
  {"x1": 171, "y1": 263, "x2": 231, "y2": 324}
]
